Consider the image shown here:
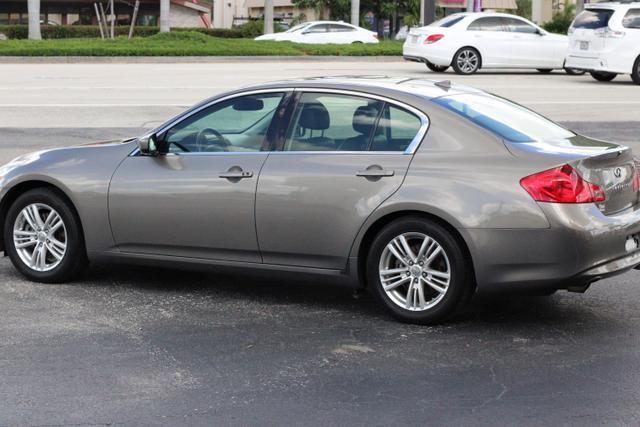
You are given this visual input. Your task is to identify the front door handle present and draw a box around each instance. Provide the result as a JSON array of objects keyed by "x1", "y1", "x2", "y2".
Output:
[
  {"x1": 219, "y1": 169, "x2": 253, "y2": 179},
  {"x1": 356, "y1": 169, "x2": 395, "y2": 178}
]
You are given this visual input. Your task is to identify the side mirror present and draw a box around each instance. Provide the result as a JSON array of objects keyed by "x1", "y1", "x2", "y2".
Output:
[{"x1": 138, "y1": 134, "x2": 159, "y2": 156}]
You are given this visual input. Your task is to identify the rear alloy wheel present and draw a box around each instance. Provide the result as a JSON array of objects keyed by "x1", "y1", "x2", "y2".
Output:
[
  {"x1": 426, "y1": 62, "x2": 449, "y2": 73},
  {"x1": 536, "y1": 69, "x2": 553, "y2": 74},
  {"x1": 632, "y1": 56, "x2": 640, "y2": 85},
  {"x1": 452, "y1": 47, "x2": 481, "y2": 75},
  {"x1": 367, "y1": 217, "x2": 474, "y2": 324},
  {"x1": 590, "y1": 71, "x2": 617, "y2": 82},
  {"x1": 4, "y1": 188, "x2": 87, "y2": 283}
]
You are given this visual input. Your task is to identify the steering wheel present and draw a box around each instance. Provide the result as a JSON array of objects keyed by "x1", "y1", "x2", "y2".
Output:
[{"x1": 196, "y1": 128, "x2": 231, "y2": 152}]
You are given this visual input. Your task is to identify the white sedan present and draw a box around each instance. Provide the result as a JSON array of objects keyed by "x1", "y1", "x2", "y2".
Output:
[
  {"x1": 403, "y1": 12, "x2": 582, "y2": 75},
  {"x1": 255, "y1": 21, "x2": 379, "y2": 44}
]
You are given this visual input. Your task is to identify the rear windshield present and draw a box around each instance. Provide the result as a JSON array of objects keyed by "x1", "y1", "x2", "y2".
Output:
[
  {"x1": 572, "y1": 9, "x2": 614, "y2": 29},
  {"x1": 430, "y1": 15, "x2": 464, "y2": 28},
  {"x1": 432, "y1": 93, "x2": 575, "y2": 143}
]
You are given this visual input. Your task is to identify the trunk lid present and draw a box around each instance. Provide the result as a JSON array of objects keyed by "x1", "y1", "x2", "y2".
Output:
[{"x1": 507, "y1": 135, "x2": 639, "y2": 216}]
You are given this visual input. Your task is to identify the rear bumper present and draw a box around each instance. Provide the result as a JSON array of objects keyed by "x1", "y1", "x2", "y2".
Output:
[
  {"x1": 565, "y1": 51, "x2": 632, "y2": 75},
  {"x1": 402, "y1": 43, "x2": 453, "y2": 67},
  {"x1": 462, "y1": 203, "x2": 640, "y2": 292}
]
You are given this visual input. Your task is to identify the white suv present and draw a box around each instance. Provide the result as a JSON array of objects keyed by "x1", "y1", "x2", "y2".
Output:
[{"x1": 566, "y1": 2, "x2": 640, "y2": 84}]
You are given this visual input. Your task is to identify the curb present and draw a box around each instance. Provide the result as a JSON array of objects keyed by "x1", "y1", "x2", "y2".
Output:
[{"x1": 0, "y1": 55, "x2": 405, "y2": 64}]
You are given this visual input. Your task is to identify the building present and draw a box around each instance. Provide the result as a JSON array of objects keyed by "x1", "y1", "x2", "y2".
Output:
[
  {"x1": 212, "y1": 0, "x2": 321, "y2": 29},
  {"x1": 0, "y1": 0, "x2": 211, "y2": 28}
]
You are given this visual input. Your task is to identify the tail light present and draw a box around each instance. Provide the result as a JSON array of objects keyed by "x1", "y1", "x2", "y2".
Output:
[
  {"x1": 595, "y1": 27, "x2": 625, "y2": 38},
  {"x1": 520, "y1": 164, "x2": 606, "y2": 204},
  {"x1": 424, "y1": 34, "x2": 444, "y2": 44}
]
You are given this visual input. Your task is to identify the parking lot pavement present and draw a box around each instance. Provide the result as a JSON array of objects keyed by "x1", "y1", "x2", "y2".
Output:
[
  {"x1": 0, "y1": 124, "x2": 639, "y2": 425},
  {"x1": 0, "y1": 61, "x2": 639, "y2": 128}
]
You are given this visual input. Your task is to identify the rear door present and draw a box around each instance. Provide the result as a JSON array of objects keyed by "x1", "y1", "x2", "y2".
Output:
[
  {"x1": 466, "y1": 17, "x2": 513, "y2": 66},
  {"x1": 255, "y1": 90, "x2": 427, "y2": 269}
]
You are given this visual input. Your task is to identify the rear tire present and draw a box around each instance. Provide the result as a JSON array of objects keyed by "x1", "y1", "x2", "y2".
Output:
[
  {"x1": 536, "y1": 69, "x2": 553, "y2": 74},
  {"x1": 632, "y1": 56, "x2": 640, "y2": 85},
  {"x1": 590, "y1": 71, "x2": 617, "y2": 82},
  {"x1": 3, "y1": 188, "x2": 87, "y2": 283},
  {"x1": 366, "y1": 217, "x2": 474, "y2": 324},
  {"x1": 452, "y1": 47, "x2": 481, "y2": 75},
  {"x1": 426, "y1": 62, "x2": 449, "y2": 73}
]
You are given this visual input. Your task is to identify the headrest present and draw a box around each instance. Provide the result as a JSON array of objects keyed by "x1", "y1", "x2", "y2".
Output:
[
  {"x1": 299, "y1": 102, "x2": 330, "y2": 131},
  {"x1": 352, "y1": 105, "x2": 379, "y2": 135}
]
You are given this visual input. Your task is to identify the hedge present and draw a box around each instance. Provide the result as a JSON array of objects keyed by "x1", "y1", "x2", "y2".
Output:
[{"x1": 0, "y1": 20, "x2": 267, "y2": 39}]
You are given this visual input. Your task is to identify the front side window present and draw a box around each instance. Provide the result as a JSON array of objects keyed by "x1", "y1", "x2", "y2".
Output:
[
  {"x1": 282, "y1": 93, "x2": 422, "y2": 152},
  {"x1": 572, "y1": 9, "x2": 614, "y2": 29},
  {"x1": 467, "y1": 17, "x2": 506, "y2": 32},
  {"x1": 433, "y1": 93, "x2": 574, "y2": 143},
  {"x1": 623, "y1": 9, "x2": 640, "y2": 29},
  {"x1": 504, "y1": 17, "x2": 539, "y2": 34},
  {"x1": 163, "y1": 92, "x2": 284, "y2": 153}
]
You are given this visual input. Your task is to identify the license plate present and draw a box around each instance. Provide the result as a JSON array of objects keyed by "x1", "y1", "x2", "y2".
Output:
[{"x1": 580, "y1": 41, "x2": 589, "y2": 50}]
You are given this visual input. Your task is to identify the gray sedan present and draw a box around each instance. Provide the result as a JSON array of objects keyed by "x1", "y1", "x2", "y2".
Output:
[{"x1": 1, "y1": 77, "x2": 640, "y2": 324}]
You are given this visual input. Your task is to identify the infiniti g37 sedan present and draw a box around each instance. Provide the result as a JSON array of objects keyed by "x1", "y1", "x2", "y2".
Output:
[{"x1": 1, "y1": 77, "x2": 640, "y2": 324}]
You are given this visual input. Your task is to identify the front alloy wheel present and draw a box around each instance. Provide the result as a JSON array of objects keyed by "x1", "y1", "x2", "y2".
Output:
[
  {"x1": 632, "y1": 56, "x2": 640, "y2": 85},
  {"x1": 367, "y1": 217, "x2": 474, "y2": 324},
  {"x1": 13, "y1": 203, "x2": 67, "y2": 272}
]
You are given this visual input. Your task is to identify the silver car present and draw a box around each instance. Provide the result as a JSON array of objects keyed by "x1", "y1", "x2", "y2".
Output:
[{"x1": 2, "y1": 77, "x2": 640, "y2": 324}]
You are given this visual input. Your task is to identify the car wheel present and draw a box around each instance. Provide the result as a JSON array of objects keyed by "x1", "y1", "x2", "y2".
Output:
[
  {"x1": 452, "y1": 47, "x2": 481, "y2": 75},
  {"x1": 536, "y1": 69, "x2": 553, "y2": 74},
  {"x1": 426, "y1": 62, "x2": 449, "y2": 73},
  {"x1": 3, "y1": 188, "x2": 87, "y2": 283},
  {"x1": 366, "y1": 217, "x2": 474, "y2": 324},
  {"x1": 590, "y1": 71, "x2": 617, "y2": 82},
  {"x1": 632, "y1": 56, "x2": 640, "y2": 85},
  {"x1": 564, "y1": 67, "x2": 585, "y2": 76}
]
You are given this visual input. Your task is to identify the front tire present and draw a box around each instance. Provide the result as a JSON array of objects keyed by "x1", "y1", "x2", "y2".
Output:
[
  {"x1": 590, "y1": 71, "x2": 617, "y2": 82},
  {"x1": 632, "y1": 56, "x2": 640, "y2": 85},
  {"x1": 426, "y1": 62, "x2": 449, "y2": 73},
  {"x1": 366, "y1": 217, "x2": 474, "y2": 324},
  {"x1": 4, "y1": 188, "x2": 87, "y2": 283},
  {"x1": 452, "y1": 47, "x2": 481, "y2": 75}
]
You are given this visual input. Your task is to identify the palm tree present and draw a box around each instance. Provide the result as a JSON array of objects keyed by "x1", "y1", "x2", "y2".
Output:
[
  {"x1": 28, "y1": 0, "x2": 42, "y2": 40},
  {"x1": 160, "y1": 0, "x2": 171, "y2": 32}
]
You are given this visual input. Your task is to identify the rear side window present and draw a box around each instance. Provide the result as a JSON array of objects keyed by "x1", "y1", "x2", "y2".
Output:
[
  {"x1": 373, "y1": 105, "x2": 423, "y2": 152},
  {"x1": 468, "y1": 17, "x2": 506, "y2": 32},
  {"x1": 572, "y1": 9, "x2": 614, "y2": 29},
  {"x1": 433, "y1": 93, "x2": 574, "y2": 143},
  {"x1": 623, "y1": 9, "x2": 640, "y2": 29}
]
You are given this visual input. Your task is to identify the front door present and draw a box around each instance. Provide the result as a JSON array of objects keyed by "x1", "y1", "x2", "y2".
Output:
[
  {"x1": 256, "y1": 91, "x2": 427, "y2": 269},
  {"x1": 108, "y1": 91, "x2": 287, "y2": 262},
  {"x1": 503, "y1": 18, "x2": 559, "y2": 68}
]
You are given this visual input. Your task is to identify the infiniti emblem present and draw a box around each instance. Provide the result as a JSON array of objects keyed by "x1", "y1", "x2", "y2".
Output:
[{"x1": 614, "y1": 167, "x2": 622, "y2": 178}]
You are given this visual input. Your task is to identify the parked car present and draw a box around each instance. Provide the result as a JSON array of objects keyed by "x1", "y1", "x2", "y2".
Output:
[
  {"x1": 2, "y1": 77, "x2": 640, "y2": 324},
  {"x1": 565, "y1": 2, "x2": 640, "y2": 84},
  {"x1": 403, "y1": 12, "x2": 582, "y2": 75},
  {"x1": 255, "y1": 21, "x2": 379, "y2": 44}
]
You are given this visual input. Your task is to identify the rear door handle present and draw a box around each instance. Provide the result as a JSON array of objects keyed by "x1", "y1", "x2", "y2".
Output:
[
  {"x1": 219, "y1": 170, "x2": 253, "y2": 179},
  {"x1": 356, "y1": 169, "x2": 395, "y2": 178}
]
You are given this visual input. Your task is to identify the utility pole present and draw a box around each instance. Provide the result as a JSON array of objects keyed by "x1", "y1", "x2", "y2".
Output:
[
  {"x1": 421, "y1": 0, "x2": 436, "y2": 26},
  {"x1": 264, "y1": 0, "x2": 274, "y2": 34},
  {"x1": 27, "y1": 0, "x2": 42, "y2": 40},
  {"x1": 351, "y1": 0, "x2": 359, "y2": 26},
  {"x1": 576, "y1": 0, "x2": 585, "y2": 14},
  {"x1": 160, "y1": 0, "x2": 171, "y2": 32}
]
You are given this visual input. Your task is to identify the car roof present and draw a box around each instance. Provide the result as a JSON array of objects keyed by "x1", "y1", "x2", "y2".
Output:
[
  {"x1": 244, "y1": 76, "x2": 484, "y2": 100},
  {"x1": 443, "y1": 11, "x2": 533, "y2": 19}
]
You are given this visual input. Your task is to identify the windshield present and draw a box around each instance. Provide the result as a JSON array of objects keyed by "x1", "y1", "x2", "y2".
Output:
[
  {"x1": 286, "y1": 23, "x2": 311, "y2": 33},
  {"x1": 572, "y1": 9, "x2": 614, "y2": 29},
  {"x1": 433, "y1": 93, "x2": 575, "y2": 143}
]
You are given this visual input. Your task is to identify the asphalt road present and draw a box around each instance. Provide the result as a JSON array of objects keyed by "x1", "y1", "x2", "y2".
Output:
[{"x1": 1, "y1": 62, "x2": 640, "y2": 425}]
